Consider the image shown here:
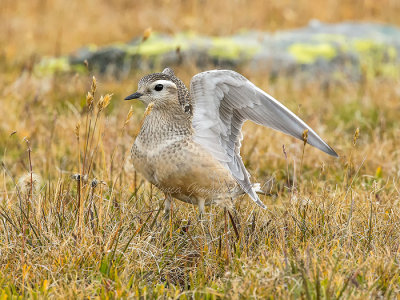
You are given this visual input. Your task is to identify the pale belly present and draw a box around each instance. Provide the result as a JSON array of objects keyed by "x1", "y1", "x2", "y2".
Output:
[{"x1": 131, "y1": 137, "x2": 238, "y2": 206}]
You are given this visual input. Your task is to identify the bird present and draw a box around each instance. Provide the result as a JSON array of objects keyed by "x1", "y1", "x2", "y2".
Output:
[{"x1": 125, "y1": 68, "x2": 337, "y2": 216}]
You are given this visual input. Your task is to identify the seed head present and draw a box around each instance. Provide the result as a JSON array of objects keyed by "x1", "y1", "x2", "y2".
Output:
[
  {"x1": 142, "y1": 27, "x2": 152, "y2": 42},
  {"x1": 75, "y1": 122, "x2": 80, "y2": 139},
  {"x1": 302, "y1": 129, "x2": 309, "y2": 146},
  {"x1": 282, "y1": 144, "x2": 287, "y2": 160},
  {"x1": 17, "y1": 172, "x2": 42, "y2": 196},
  {"x1": 144, "y1": 102, "x2": 154, "y2": 118},
  {"x1": 71, "y1": 174, "x2": 88, "y2": 182},
  {"x1": 98, "y1": 93, "x2": 113, "y2": 111},
  {"x1": 353, "y1": 128, "x2": 360, "y2": 146},
  {"x1": 124, "y1": 105, "x2": 134, "y2": 126},
  {"x1": 91, "y1": 76, "x2": 97, "y2": 95},
  {"x1": 86, "y1": 92, "x2": 94, "y2": 110}
]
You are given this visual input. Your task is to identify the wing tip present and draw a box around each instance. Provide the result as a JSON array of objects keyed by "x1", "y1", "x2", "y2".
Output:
[
  {"x1": 323, "y1": 145, "x2": 339, "y2": 158},
  {"x1": 248, "y1": 189, "x2": 267, "y2": 209},
  {"x1": 257, "y1": 201, "x2": 267, "y2": 209},
  {"x1": 330, "y1": 150, "x2": 339, "y2": 158}
]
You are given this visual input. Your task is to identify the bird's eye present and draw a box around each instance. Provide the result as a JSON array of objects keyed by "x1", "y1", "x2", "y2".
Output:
[{"x1": 154, "y1": 84, "x2": 164, "y2": 91}]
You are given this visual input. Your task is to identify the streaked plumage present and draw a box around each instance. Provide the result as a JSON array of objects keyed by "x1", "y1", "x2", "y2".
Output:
[{"x1": 125, "y1": 68, "x2": 337, "y2": 214}]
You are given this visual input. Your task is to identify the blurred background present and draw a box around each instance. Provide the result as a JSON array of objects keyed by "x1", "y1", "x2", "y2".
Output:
[{"x1": 2, "y1": 0, "x2": 400, "y2": 60}]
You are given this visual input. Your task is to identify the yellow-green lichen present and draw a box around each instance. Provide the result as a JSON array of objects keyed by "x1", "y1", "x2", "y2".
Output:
[
  {"x1": 34, "y1": 57, "x2": 87, "y2": 75},
  {"x1": 377, "y1": 63, "x2": 400, "y2": 78},
  {"x1": 388, "y1": 46, "x2": 397, "y2": 60},
  {"x1": 312, "y1": 34, "x2": 351, "y2": 52},
  {"x1": 353, "y1": 39, "x2": 399, "y2": 79},
  {"x1": 312, "y1": 34, "x2": 348, "y2": 45},
  {"x1": 352, "y1": 39, "x2": 397, "y2": 63},
  {"x1": 353, "y1": 39, "x2": 384, "y2": 53},
  {"x1": 119, "y1": 33, "x2": 190, "y2": 57},
  {"x1": 34, "y1": 57, "x2": 71, "y2": 75},
  {"x1": 288, "y1": 43, "x2": 337, "y2": 64},
  {"x1": 87, "y1": 44, "x2": 98, "y2": 52},
  {"x1": 208, "y1": 37, "x2": 260, "y2": 60}
]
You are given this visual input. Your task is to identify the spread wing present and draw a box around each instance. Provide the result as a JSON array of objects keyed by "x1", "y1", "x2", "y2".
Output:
[{"x1": 190, "y1": 70, "x2": 337, "y2": 208}]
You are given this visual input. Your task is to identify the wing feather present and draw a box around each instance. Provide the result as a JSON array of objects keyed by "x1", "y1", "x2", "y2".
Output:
[{"x1": 190, "y1": 70, "x2": 337, "y2": 208}]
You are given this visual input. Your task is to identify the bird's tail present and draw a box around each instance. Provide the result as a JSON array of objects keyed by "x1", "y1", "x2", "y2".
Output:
[{"x1": 233, "y1": 183, "x2": 267, "y2": 197}]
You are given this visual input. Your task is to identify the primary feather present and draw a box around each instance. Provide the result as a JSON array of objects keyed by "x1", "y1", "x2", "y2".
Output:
[{"x1": 190, "y1": 70, "x2": 337, "y2": 207}]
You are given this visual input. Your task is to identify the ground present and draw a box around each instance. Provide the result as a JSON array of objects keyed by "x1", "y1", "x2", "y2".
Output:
[{"x1": 1, "y1": 0, "x2": 400, "y2": 298}]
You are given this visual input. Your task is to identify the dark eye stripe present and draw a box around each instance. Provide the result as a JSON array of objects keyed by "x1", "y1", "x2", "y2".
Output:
[{"x1": 154, "y1": 84, "x2": 164, "y2": 91}]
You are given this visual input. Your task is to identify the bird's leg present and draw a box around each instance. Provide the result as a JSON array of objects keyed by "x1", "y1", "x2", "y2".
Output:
[
  {"x1": 198, "y1": 198, "x2": 205, "y2": 220},
  {"x1": 163, "y1": 194, "x2": 172, "y2": 220}
]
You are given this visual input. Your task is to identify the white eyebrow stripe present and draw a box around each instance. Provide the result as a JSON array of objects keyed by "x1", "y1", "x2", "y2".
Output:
[{"x1": 152, "y1": 80, "x2": 177, "y2": 89}]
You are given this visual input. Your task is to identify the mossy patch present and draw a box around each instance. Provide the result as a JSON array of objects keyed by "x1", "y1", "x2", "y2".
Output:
[
  {"x1": 34, "y1": 57, "x2": 71, "y2": 75},
  {"x1": 353, "y1": 39, "x2": 383, "y2": 53},
  {"x1": 288, "y1": 43, "x2": 337, "y2": 64},
  {"x1": 353, "y1": 39, "x2": 399, "y2": 79},
  {"x1": 34, "y1": 57, "x2": 86, "y2": 75},
  {"x1": 208, "y1": 37, "x2": 260, "y2": 60},
  {"x1": 312, "y1": 33, "x2": 348, "y2": 44},
  {"x1": 33, "y1": 29, "x2": 400, "y2": 77},
  {"x1": 122, "y1": 33, "x2": 191, "y2": 57}
]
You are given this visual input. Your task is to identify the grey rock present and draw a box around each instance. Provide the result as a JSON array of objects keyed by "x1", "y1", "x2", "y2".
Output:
[{"x1": 36, "y1": 21, "x2": 400, "y2": 80}]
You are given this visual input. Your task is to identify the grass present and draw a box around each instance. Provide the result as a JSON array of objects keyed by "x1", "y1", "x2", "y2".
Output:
[
  {"x1": 1, "y1": 64, "x2": 399, "y2": 298},
  {"x1": 1, "y1": 0, "x2": 400, "y2": 298}
]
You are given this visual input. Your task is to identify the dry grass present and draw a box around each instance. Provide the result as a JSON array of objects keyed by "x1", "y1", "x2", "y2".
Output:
[{"x1": 1, "y1": 0, "x2": 400, "y2": 299}]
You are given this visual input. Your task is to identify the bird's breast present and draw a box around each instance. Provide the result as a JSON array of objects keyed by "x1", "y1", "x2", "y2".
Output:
[{"x1": 130, "y1": 117, "x2": 192, "y2": 184}]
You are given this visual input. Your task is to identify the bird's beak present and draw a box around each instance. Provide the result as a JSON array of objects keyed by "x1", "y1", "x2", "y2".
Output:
[{"x1": 124, "y1": 92, "x2": 143, "y2": 100}]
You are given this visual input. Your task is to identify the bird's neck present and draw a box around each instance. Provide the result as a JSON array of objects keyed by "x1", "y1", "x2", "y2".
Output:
[{"x1": 137, "y1": 102, "x2": 192, "y2": 139}]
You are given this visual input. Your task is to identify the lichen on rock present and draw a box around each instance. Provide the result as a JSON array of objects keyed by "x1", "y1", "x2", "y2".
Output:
[{"x1": 36, "y1": 21, "x2": 400, "y2": 80}]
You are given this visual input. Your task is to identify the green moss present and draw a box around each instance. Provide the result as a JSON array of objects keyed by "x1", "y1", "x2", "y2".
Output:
[
  {"x1": 312, "y1": 33, "x2": 348, "y2": 44},
  {"x1": 352, "y1": 39, "x2": 397, "y2": 61},
  {"x1": 34, "y1": 57, "x2": 87, "y2": 75},
  {"x1": 387, "y1": 46, "x2": 397, "y2": 60},
  {"x1": 374, "y1": 62, "x2": 400, "y2": 78},
  {"x1": 288, "y1": 43, "x2": 337, "y2": 64},
  {"x1": 121, "y1": 33, "x2": 190, "y2": 57},
  {"x1": 118, "y1": 33, "x2": 261, "y2": 60},
  {"x1": 87, "y1": 44, "x2": 98, "y2": 52},
  {"x1": 353, "y1": 40, "x2": 399, "y2": 79},
  {"x1": 34, "y1": 57, "x2": 71, "y2": 75},
  {"x1": 208, "y1": 37, "x2": 259, "y2": 60},
  {"x1": 137, "y1": 39, "x2": 177, "y2": 56},
  {"x1": 353, "y1": 39, "x2": 382, "y2": 53}
]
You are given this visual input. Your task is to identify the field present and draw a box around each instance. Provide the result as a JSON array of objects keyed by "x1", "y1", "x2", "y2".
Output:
[{"x1": 1, "y1": 0, "x2": 400, "y2": 298}]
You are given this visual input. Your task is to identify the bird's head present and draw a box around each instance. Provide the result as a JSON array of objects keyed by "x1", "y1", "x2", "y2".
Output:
[{"x1": 125, "y1": 68, "x2": 181, "y2": 107}]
